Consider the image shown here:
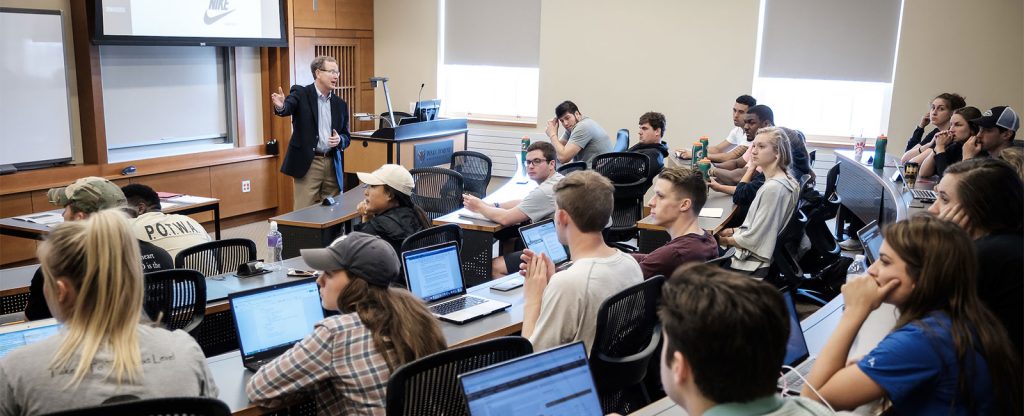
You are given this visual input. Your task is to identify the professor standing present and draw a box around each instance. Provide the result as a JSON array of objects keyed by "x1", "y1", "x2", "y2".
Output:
[{"x1": 271, "y1": 56, "x2": 351, "y2": 208}]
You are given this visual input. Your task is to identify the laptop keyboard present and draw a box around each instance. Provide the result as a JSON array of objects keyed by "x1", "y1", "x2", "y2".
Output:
[
  {"x1": 432, "y1": 296, "x2": 485, "y2": 315},
  {"x1": 910, "y1": 189, "x2": 937, "y2": 200},
  {"x1": 778, "y1": 358, "x2": 816, "y2": 391}
]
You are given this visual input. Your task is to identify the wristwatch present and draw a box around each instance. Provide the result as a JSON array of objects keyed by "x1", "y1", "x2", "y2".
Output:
[{"x1": 493, "y1": 202, "x2": 500, "y2": 208}]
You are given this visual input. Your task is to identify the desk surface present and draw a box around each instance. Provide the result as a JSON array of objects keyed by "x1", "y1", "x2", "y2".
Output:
[
  {"x1": 434, "y1": 154, "x2": 535, "y2": 232},
  {"x1": 269, "y1": 188, "x2": 364, "y2": 229},
  {"x1": 0, "y1": 195, "x2": 219, "y2": 239},
  {"x1": 637, "y1": 189, "x2": 736, "y2": 232}
]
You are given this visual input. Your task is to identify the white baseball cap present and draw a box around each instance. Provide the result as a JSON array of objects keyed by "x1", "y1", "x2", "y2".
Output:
[{"x1": 356, "y1": 164, "x2": 414, "y2": 196}]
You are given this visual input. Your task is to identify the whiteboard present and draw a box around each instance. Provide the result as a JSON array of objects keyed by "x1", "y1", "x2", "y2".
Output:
[{"x1": 0, "y1": 9, "x2": 74, "y2": 168}]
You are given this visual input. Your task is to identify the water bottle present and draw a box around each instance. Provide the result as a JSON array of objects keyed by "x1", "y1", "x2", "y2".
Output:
[
  {"x1": 872, "y1": 135, "x2": 888, "y2": 170},
  {"x1": 267, "y1": 221, "x2": 283, "y2": 269},
  {"x1": 521, "y1": 136, "x2": 531, "y2": 166},
  {"x1": 847, "y1": 254, "x2": 867, "y2": 281}
]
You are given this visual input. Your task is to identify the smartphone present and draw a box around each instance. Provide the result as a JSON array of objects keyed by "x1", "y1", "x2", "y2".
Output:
[
  {"x1": 287, "y1": 268, "x2": 318, "y2": 277},
  {"x1": 491, "y1": 277, "x2": 524, "y2": 292}
]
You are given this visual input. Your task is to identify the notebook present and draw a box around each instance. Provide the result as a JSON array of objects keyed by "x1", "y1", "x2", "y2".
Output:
[
  {"x1": 0, "y1": 318, "x2": 60, "y2": 359},
  {"x1": 856, "y1": 220, "x2": 885, "y2": 264},
  {"x1": 228, "y1": 279, "x2": 324, "y2": 372},
  {"x1": 460, "y1": 342, "x2": 603, "y2": 415},
  {"x1": 778, "y1": 291, "x2": 815, "y2": 391},
  {"x1": 518, "y1": 219, "x2": 572, "y2": 270},
  {"x1": 402, "y1": 242, "x2": 511, "y2": 324}
]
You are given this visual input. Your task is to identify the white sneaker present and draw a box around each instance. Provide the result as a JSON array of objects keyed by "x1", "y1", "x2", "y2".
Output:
[{"x1": 838, "y1": 238, "x2": 863, "y2": 251}]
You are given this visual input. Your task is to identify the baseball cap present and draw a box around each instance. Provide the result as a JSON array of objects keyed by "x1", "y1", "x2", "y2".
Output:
[
  {"x1": 300, "y1": 232, "x2": 399, "y2": 287},
  {"x1": 972, "y1": 106, "x2": 1019, "y2": 132},
  {"x1": 356, "y1": 164, "x2": 414, "y2": 196},
  {"x1": 47, "y1": 176, "x2": 127, "y2": 213}
]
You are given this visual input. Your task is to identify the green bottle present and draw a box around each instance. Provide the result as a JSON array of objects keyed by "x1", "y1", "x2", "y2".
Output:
[
  {"x1": 872, "y1": 135, "x2": 887, "y2": 169},
  {"x1": 521, "y1": 136, "x2": 531, "y2": 166}
]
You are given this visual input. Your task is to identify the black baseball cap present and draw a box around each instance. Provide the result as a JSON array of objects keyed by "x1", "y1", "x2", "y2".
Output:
[{"x1": 971, "y1": 106, "x2": 1019, "y2": 132}]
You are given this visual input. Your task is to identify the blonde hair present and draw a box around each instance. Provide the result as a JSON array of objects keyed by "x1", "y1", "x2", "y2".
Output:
[
  {"x1": 754, "y1": 126, "x2": 792, "y2": 175},
  {"x1": 40, "y1": 209, "x2": 144, "y2": 387},
  {"x1": 998, "y1": 147, "x2": 1024, "y2": 182}
]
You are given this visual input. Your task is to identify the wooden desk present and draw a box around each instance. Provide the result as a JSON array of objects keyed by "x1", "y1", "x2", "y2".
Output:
[
  {"x1": 0, "y1": 195, "x2": 222, "y2": 240},
  {"x1": 210, "y1": 273, "x2": 526, "y2": 415},
  {"x1": 268, "y1": 188, "x2": 365, "y2": 259},
  {"x1": 433, "y1": 154, "x2": 535, "y2": 286},
  {"x1": 636, "y1": 189, "x2": 736, "y2": 253}
]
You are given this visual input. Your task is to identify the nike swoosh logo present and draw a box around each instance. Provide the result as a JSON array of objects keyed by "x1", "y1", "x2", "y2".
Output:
[{"x1": 203, "y1": 8, "x2": 235, "y2": 25}]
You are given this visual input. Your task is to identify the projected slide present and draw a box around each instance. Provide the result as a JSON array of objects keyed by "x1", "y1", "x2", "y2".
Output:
[{"x1": 101, "y1": 0, "x2": 282, "y2": 39}]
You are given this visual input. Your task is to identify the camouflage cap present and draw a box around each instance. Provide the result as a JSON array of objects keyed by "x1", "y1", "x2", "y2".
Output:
[{"x1": 47, "y1": 176, "x2": 127, "y2": 213}]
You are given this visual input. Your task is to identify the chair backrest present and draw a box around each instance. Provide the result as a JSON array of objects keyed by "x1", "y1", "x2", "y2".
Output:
[
  {"x1": 823, "y1": 162, "x2": 840, "y2": 201},
  {"x1": 385, "y1": 336, "x2": 533, "y2": 416},
  {"x1": 44, "y1": 397, "x2": 231, "y2": 416},
  {"x1": 380, "y1": 111, "x2": 415, "y2": 129},
  {"x1": 592, "y1": 152, "x2": 650, "y2": 235},
  {"x1": 765, "y1": 210, "x2": 809, "y2": 290},
  {"x1": 557, "y1": 160, "x2": 587, "y2": 175},
  {"x1": 705, "y1": 247, "x2": 737, "y2": 268},
  {"x1": 450, "y1": 150, "x2": 492, "y2": 198},
  {"x1": 400, "y1": 224, "x2": 463, "y2": 255},
  {"x1": 143, "y1": 268, "x2": 206, "y2": 333},
  {"x1": 590, "y1": 275, "x2": 665, "y2": 414},
  {"x1": 174, "y1": 238, "x2": 257, "y2": 277},
  {"x1": 409, "y1": 167, "x2": 465, "y2": 220},
  {"x1": 808, "y1": 149, "x2": 817, "y2": 165},
  {"x1": 614, "y1": 128, "x2": 629, "y2": 152}
]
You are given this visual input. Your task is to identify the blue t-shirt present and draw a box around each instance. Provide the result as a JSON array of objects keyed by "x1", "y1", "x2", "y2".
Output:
[{"x1": 858, "y1": 313, "x2": 994, "y2": 415}]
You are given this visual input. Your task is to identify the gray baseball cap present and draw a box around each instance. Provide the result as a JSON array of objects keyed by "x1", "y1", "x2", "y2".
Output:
[
  {"x1": 47, "y1": 176, "x2": 127, "y2": 213},
  {"x1": 300, "y1": 232, "x2": 399, "y2": 287}
]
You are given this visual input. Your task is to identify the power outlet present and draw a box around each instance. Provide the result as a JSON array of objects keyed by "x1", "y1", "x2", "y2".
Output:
[{"x1": 241, "y1": 180, "x2": 251, "y2": 193}]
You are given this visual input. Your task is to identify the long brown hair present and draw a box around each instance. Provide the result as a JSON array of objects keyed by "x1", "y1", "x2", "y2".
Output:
[
  {"x1": 883, "y1": 215, "x2": 1021, "y2": 414},
  {"x1": 944, "y1": 158, "x2": 1024, "y2": 236},
  {"x1": 336, "y1": 277, "x2": 446, "y2": 370}
]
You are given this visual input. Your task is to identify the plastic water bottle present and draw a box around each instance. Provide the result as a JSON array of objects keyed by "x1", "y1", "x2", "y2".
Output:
[
  {"x1": 267, "y1": 221, "x2": 283, "y2": 269},
  {"x1": 847, "y1": 254, "x2": 867, "y2": 281}
]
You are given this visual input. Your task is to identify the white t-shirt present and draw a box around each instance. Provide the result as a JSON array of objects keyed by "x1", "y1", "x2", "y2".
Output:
[
  {"x1": 0, "y1": 325, "x2": 218, "y2": 415},
  {"x1": 516, "y1": 172, "x2": 564, "y2": 223},
  {"x1": 131, "y1": 212, "x2": 212, "y2": 260},
  {"x1": 529, "y1": 250, "x2": 643, "y2": 353},
  {"x1": 725, "y1": 126, "x2": 747, "y2": 146}
]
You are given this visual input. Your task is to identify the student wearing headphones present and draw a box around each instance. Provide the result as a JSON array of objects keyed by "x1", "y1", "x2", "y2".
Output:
[{"x1": 0, "y1": 210, "x2": 217, "y2": 414}]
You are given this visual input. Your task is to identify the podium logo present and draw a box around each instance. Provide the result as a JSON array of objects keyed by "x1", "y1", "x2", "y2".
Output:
[{"x1": 204, "y1": 0, "x2": 235, "y2": 25}]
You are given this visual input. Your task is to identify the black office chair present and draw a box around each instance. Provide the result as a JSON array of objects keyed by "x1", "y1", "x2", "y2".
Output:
[
  {"x1": 614, "y1": 128, "x2": 629, "y2": 152},
  {"x1": 557, "y1": 160, "x2": 587, "y2": 175},
  {"x1": 450, "y1": 151, "x2": 492, "y2": 198},
  {"x1": 44, "y1": 397, "x2": 231, "y2": 416},
  {"x1": 385, "y1": 336, "x2": 533, "y2": 416},
  {"x1": 593, "y1": 152, "x2": 650, "y2": 251},
  {"x1": 174, "y1": 238, "x2": 257, "y2": 277},
  {"x1": 590, "y1": 275, "x2": 665, "y2": 415},
  {"x1": 143, "y1": 269, "x2": 206, "y2": 333},
  {"x1": 808, "y1": 149, "x2": 817, "y2": 166},
  {"x1": 379, "y1": 111, "x2": 415, "y2": 129},
  {"x1": 764, "y1": 209, "x2": 809, "y2": 292},
  {"x1": 400, "y1": 224, "x2": 463, "y2": 254},
  {"x1": 704, "y1": 247, "x2": 737, "y2": 268},
  {"x1": 409, "y1": 167, "x2": 465, "y2": 220}
]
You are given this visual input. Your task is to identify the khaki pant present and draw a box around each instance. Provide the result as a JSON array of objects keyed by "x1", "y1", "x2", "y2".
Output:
[{"x1": 293, "y1": 155, "x2": 340, "y2": 209}]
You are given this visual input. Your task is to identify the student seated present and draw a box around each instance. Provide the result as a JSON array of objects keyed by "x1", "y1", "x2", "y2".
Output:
[
  {"x1": 676, "y1": 95, "x2": 756, "y2": 161},
  {"x1": 918, "y1": 106, "x2": 981, "y2": 178},
  {"x1": 543, "y1": 100, "x2": 612, "y2": 164},
  {"x1": 901, "y1": 92, "x2": 966, "y2": 156},
  {"x1": 656, "y1": 263, "x2": 831, "y2": 415},
  {"x1": 354, "y1": 164, "x2": 431, "y2": 259},
  {"x1": 716, "y1": 127, "x2": 800, "y2": 272},
  {"x1": 962, "y1": 106, "x2": 1019, "y2": 161},
  {"x1": 520, "y1": 171, "x2": 642, "y2": 353},
  {"x1": 803, "y1": 216, "x2": 1021, "y2": 414},
  {"x1": 0, "y1": 210, "x2": 217, "y2": 414},
  {"x1": 930, "y1": 158, "x2": 1023, "y2": 353},
  {"x1": 25, "y1": 177, "x2": 172, "y2": 321},
  {"x1": 632, "y1": 166, "x2": 718, "y2": 278},
  {"x1": 627, "y1": 111, "x2": 670, "y2": 182},
  {"x1": 246, "y1": 232, "x2": 446, "y2": 414},
  {"x1": 709, "y1": 104, "x2": 774, "y2": 186},
  {"x1": 121, "y1": 183, "x2": 212, "y2": 259},
  {"x1": 463, "y1": 142, "x2": 564, "y2": 277},
  {"x1": 714, "y1": 126, "x2": 814, "y2": 208}
]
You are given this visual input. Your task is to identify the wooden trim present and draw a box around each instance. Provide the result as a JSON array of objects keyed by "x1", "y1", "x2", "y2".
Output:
[
  {"x1": 71, "y1": 0, "x2": 107, "y2": 164},
  {"x1": 232, "y1": 47, "x2": 248, "y2": 147},
  {"x1": 293, "y1": 28, "x2": 373, "y2": 39},
  {"x1": 468, "y1": 118, "x2": 539, "y2": 128}
]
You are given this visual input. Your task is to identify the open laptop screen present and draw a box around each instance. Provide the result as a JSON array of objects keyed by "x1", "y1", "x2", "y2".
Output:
[
  {"x1": 403, "y1": 242, "x2": 465, "y2": 303},
  {"x1": 857, "y1": 221, "x2": 884, "y2": 264},
  {"x1": 0, "y1": 319, "x2": 60, "y2": 359},
  {"x1": 231, "y1": 280, "x2": 324, "y2": 357},
  {"x1": 461, "y1": 342, "x2": 602, "y2": 415},
  {"x1": 782, "y1": 291, "x2": 810, "y2": 367},
  {"x1": 519, "y1": 219, "x2": 569, "y2": 265}
]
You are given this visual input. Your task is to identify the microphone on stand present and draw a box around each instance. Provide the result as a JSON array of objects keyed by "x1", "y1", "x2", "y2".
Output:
[{"x1": 417, "y1": 83, "x2": 425, "y2": 103}]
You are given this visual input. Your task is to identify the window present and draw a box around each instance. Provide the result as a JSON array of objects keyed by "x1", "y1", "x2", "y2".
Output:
[
  {"x1": 439, "y1": 0, "x2": 540, "y2": 123},
  {"x1": 752, "y1": 0, "x2": 904, "y2": 140}
]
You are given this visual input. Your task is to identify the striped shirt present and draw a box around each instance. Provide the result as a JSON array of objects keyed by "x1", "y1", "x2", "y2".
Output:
[
  {"x1": 246, "y1": 313, "x2": 395, "y2": 415},
  {"x1": 316, "y1": 88, "x2": 332, "y2": 153}
]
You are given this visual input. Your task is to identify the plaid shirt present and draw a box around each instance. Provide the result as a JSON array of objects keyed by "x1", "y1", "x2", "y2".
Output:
[{"x1": 246, "y1": 313, "x2": 394, "y2": 415}]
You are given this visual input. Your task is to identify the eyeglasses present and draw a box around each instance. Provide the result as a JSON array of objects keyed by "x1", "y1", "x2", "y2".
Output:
[
  {"x1": 525, "y1": 158, "x2": 551, "y2": 166},
  {"x1": 319, "y1": 69, "x2": 340, "y2": 75}
]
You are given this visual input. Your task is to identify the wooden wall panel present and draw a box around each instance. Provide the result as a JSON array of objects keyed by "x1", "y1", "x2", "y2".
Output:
[
  {"x1": 336, "y1": 0, "x2": 373, "y2": 31},
  {"x1": 130, "y1": 169, "x2": 214, "y2": 223},
  {"x1": 0, "y1": 193, "x2": 37, "y2": 264},
  {"x1": 344, "y1": 140, "x2": 389, "y2": 173},
  {"x1": 210, "y1": 159, "x2": 279, "y2": 218},
  {"x1": 294, "y1": 0, "x2": 337, "y2": 29}
]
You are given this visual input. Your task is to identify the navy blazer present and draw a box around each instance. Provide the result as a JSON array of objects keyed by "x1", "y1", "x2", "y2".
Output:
[{"x1": 276, "y1": 83, "x2": 351, "y2": 183}]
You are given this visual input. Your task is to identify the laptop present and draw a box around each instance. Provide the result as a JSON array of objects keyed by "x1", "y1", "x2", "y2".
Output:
[
  {"x1": 402, "y1": 242, "x2": 511, "y2": 325},
  {"x1": 460, "y1": 342, "x2": 603, "y2": 416},
  {"x1": 518, "y1": 219, "x2": 572, "y2": 271},
  {"x1": 0, "y1": 318, "x2": 60, "y2": 359},
  {"x1": 228, "y1": 279, "x2": 325, "y2": 372},
  {"x1": 856, "y1": 220, "x2": 885, "y2": 264},
  {"x1": 777, "y1": 291, "x2": 816, "y2": 391}
]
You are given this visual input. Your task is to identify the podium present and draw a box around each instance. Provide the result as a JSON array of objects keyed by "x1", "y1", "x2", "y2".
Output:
[{"x1": 344, "y1": 118, "x2": 469, "y2": 176}]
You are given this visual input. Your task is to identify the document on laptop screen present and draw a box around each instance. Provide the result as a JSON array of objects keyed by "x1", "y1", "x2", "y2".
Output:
[
  {"x1": 406, "y1": 246, "x2": 464, "y2": 302},
  {"x1": 234, "y1": 283, "x2": 323, "y2": 355},
  {"x1": 521, "y1": 222, "x2": 568, "y2": 264}
]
